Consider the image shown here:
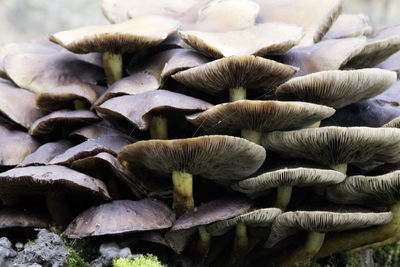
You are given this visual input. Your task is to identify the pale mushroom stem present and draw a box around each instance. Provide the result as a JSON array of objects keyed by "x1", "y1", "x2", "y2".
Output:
[
  {"x1": 315, "y1": 202, "x2": 400, "y2": 259},
  {"x1": 196, "y1": 225, "x2": 211, "y2": 260},
  {"x1": 279, "y1": 232, "x2": 325, "y2": 267},
  {"x1": 74, "y1": 99, "x2": 87, "y2": 110},
  {"x1": 172, "y1": 171, "x2": 194, "y2": 217},
  {"x1": 103, "y1": 52, "x2": 123, "y2": 86},
  {"x1": 241, "y1": 129, "x2": 261, "y2": 144},
  {"x1": 330, "y1": 163, "x2": 347, "y2": 174},
  {"x1": 310, "y1": 121, "x2": 321, "y2": 128},
  {"x1": 230, "y1": 87, "x2": 246, "y2": 102},
  {"x1": 149, "y1": 115, "x2": 168, "y2": 140},
  {"x1": 45, "y1": 191, "x2": 75, "y2": 225},
  {"x1": 274, "y1": 186, "x2": 293, "y2": 211},
  {"x1": 228, "y1": 222, "x2": 249, "y2": 266}
]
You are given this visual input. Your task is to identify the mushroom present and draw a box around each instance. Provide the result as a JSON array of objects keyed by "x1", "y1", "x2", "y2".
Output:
[
  {"x1": 377, "y1": 50, "x2": 400, "y2": 77},
  {"x1": 118, "y1": 135, "x2": 266, "y2": 216},
  {"x1": 322, "y1": 14, "x2": 372, "y2": 40},
  {"x1": 0, "y1": 207, "x2": 49, "y2": 230},
  {"x1": 69, "y1": 120, "x2": 132, "y2": 141}
]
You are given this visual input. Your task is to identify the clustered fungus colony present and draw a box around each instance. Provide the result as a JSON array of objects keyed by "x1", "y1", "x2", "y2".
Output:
[{"x1": 1, "y1": 0, "x2": 400, "y2": 266}]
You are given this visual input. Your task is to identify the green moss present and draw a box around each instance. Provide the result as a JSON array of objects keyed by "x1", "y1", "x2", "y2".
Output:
[
  {"x1": 345, "y1": 251, "x2": 360, "y2": 267},
  {"x1": 113, "y1": 254, "x2": 166, "y2": 267},
  {"x1": 66, "y1": 247, "x2": 89, "y2": 267},
  {"x1": 374, "y1": 241, "x2": 400, "y2": 266},
  {"x1": 63, "y1": 239, "x2": 99, "y2": 267},
  {"x1": 304, "y1": 261, "x2": 321, "y2": 267}
]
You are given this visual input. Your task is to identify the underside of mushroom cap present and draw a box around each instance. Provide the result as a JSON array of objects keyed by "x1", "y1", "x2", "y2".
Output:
[
  {"x1": 383, "y1": 116, "x2": 400, "y2": 128},
  {"x1": 265, "y1": 209, "x2": 393, "y2": 248},
  {"x1": 118, "y1": 135, "x2": 266, "y2": 182},
  {"x1": 186, "y1": 100, "x2": 334, "y2": 134},
  {"x1": 49, "y1": 15, "x2": 180, "y2": 54},
  {"x1": 179, "y1": 22, "x2": 303, "y2": 58},
  {"x1": 63, "y1": 199, "x2": 175, "y2": 238},
  {"x1": 276, "y1": 69, "x2": 397, "y2": 109},
  {"x1": 173, "y1": 55, "x2": 298, "y2": 96},
  {"x1": 378, "y1": 50, "x2": 400, "y2": 76},
  {"x1": 323, "y1": 13, "x2": 372, "y2": 40},
  {"x1": 0, "y1": 208, "x2": 50, "y2": 229},
  {"x1": 262, "y1": 127, "x2": 400, "y2": 167}
]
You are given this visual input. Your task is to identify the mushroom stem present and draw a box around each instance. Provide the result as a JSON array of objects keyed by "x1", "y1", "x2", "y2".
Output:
[
  {"x1": 274, "y1": 186, "x2": 292, "y2": 211},
  {"x1": 279, "y1": 231, "x2": 325, "y2": 267},
  {"x1": 172, "y1": 171, "x2": 194, "y2": 217},
  {"x1": 330, "y1": 163, "x2": 347, "y2": 174},
  {"x1": 310, "y1": 121, "x2": 321, "y2": 128},
  {"x1": 74, "y1": 99, "x2": 87, "y2": 110},
  {"x1": 45, "y1": 192, "x2": 75, "y2": 225},
  {"x1": 315, "y1": 202, "x2": 400, "y2": 259},
  {"x1": 241, "y1": 129, "x2": 261, "y2": 144},
  {"x1": 229, "y1": 87, "x2": 246, "y2": 102},
  {"x1": 196, "y1": 225, "x2": 211, "y2": 260},
  {"x1": 229, "y1": 222, "x2": 249, "y2": 266},
  {"x1": 149, "y1": 115, "x2": 168, "y2": 140},
  {"x1": 103, "y1": 52, "x2": 123, "y2": 86}
]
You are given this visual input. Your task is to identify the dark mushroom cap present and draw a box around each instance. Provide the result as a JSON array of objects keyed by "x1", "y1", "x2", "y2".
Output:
[
  {"x1": 173, "y1": 55, "x2": 298, "y2": 96},
  {"x1": 265, "y1": 209, "x2": 392, "y2": 247},
  {"x1": 254, "y1": 0, "x2": 344, "y2": 46},
  {"x1": 63, "y1": 199, "x2": 175, "y2": 238},
  {"x1": 326, "y1": 171, "x2": 400, "y2": 206},
  {"x1": 282, "y1": 37, "x2": 366, "y2": 77},
  {"x1": 207, "y1": 208, "x2": 282, "y2": 236},
  {"x1": 323, "y1": 14, "x2": 372, "y2": 40},
  {"x1": 0, "y1": 208, "x2": 49, "y2": 229},
  {"x1": 186, "y1": 100, "x2": 334, "y2": 134},
  {"x1": 19, "y1": 140, "x2": 74, "y2": 167},
  {"x1": 50, "y1": 136, "x2": 131, "y2": 166},
  {"x1": 29, "y1": 110, "x2": 100, "y2": 138},
  {"x1": 118, "y1": 135, "x2": 266, "y2": 183},
  {"x1": 49, "y1": 15, "x2": 180, "y2": 54},
  {"x1": 96, "y1": 89, "x2": 212, "y2": 131},
  {"x1": 262, "y1": 127, "x2": 400, "y2": 167},
  {"x1": 232, "y1": 167, "x2": 346, "y2": 195},
  {"x1": 4, "y1": 52, "x2": 104, "y2": 94},
  {"x1": 178, "y1": 22, "x2": 303, "y2": 58},
  {"x1": 0, "y1": 165, "x2": 111, "y2": 200},
  {"x1": 69, "y1": 120, "x2": 131, "y2": 141},
  {"x1": 276, "y1": 69, "x2": 397, "y2": 109},
  {"x1": 0, "y1": 78, "x2": 43, "y2": 129}
]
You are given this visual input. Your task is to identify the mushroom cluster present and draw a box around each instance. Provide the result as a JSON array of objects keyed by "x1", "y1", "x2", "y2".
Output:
[{"x1": 1, "y1": 0, "x2": 400, "y2": 266}]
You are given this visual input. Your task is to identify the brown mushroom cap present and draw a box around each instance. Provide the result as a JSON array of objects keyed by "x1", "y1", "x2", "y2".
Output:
[
  {"x1": 0, "y1": 208, "x2": 49, "y2": 229},
  {"x1": 63, "y1": 199, "x2": 175, "y2": 238},
  {"x1": 262, "y1": 127, "x2": 400, "y2": 168},
  {"x1": 322, "y1": 14, "x2": 372, "y2": 40},
  {"x1": 178, "y1": 22, "x2": 303, "y2": 58},
  {"x1": 19, "y1": 140, "x2": 74, "y2": 167},
  {"x1": 254, "y1": 0, "x2": 343, "y2": 46},
  {"x1": 4, "y1": 52, "x2": 104, "y2": 95},
  {"x1": 118, "y1": 135, "x2": 266, "y2": 183},
  {"x1": 265, "y1": 209, "x2": 393, "y2": 247},
  {"x1": 232, "y1": 167, "x2": 345, "y2": 195},
  {"x1": 49, "y1": 15, "x2": 180, "y2": 54},
  {"x1": 0, "y1": 78, "x2": 43, "y2": 129},
  {"x1": 186, "y1": 100, "x2": 335, "y2": 135},
  {"x1": 281, "y1": 37, "x2": 366, "y2": 77},
  {"x1": 69, "y1": 120, "x2": 132, "y2": 141},
  {"x1": 96, "y1": 89, "x2": 212, "y2": 131},
  {"x1": 173, "y1": 55, "x2": 298, "y2": 96},
  {"x1": 326, "y1": 171, "x2": 400, "y2": 206},
  {"x1": 276, "y1": 69, "x2": 397, "y2": 109}
]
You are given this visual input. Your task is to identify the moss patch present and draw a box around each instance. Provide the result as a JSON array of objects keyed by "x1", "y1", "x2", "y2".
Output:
[{"x1": 113, "y1": 254, "x2": 166, "y2": 267}]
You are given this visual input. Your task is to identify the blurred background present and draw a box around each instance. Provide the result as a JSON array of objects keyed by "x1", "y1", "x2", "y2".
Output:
[{"x1": 0, "y1": 0, "x2": 398, "y2": 44}]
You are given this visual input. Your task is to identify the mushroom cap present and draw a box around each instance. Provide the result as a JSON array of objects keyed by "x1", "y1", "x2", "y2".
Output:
[
  {"x1": 29, "y1": 110, "x2": 100, "y2": 138},
  {"x1": 232, "y1": 167, "x2": 346, "y2": 195},
  {"x1": 0, "y1": 124, "x2": 40, "y2": 166},
  {"x1": 281, "y1": 37, "x2": 366, "y2": 77},
  {"x1": 172, "y1": 55, "x2": 298, "y2": 96},
  {"x1": 323, "y1": 14, "x2": 372, "y2": 40},
  {"x1": 170, "y1": 197, "x2": 252, "y2": 231},
  {"x1": 254, "y1": 0, "x2": 344, "y2": 46},
  {"x1": 69, "y1": 120, "x2": 131, "y2": 141},
  {"x1": 19, "y1": 140, "x2": 74, "y2": 167},
  {"x1": 326, "y1": 171, "x2": 400, "y2": 206},
  {"x1": 344, "y1": 24, "x2": 400, "y2": 69},
  {"x1": 186, "y1": 100, "x2": 335, "y2": 134},
  {"x1": 0, "y1": 78, "x2": 43, "y2": 129},
  {"x1": 0, "y1": 165, "x2": 111, "y2": 200},
  {"x1": 383, "y1": 116, "x2": 400, "y2": 128},
  {"x1": 118, "y1": 135, "x2": 266, "y2": 182},
  {"x1": 49, "y1": 15, "x2": 180, "y2": 54},
  {"x1": 262, "y1": 127, "x2": 400, "y2": 167},
  {"x1": 96, "y1": 89, "x2": 212, "y2": 131},
  {"x1": 50, "y1": 136, "x2": 131, "y2": 166},
  {"x1": 63, "y1": 199, "x2": 175, "y2": 238},
  {"x1": 0, "y1": 208, "x2": 49, "y2": 229},
  {"x1": 265, "y1": 209, "x2": 393, "y2": 247},
  {"x1": 207, "y1": 208, "x2": 282, "y2": 236},
  {"x1": 4, "y1": 52, "x2": 104, "y2": 95},
  {"x1": 178, "y1": 22, "x2": 303, "y2": 58},
  {"x1": 377, "y1": 50, "x2": 400, "y2": 76},
  {"x1": 276, "y1": 69, "x2": 397, "y2": 109}
]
